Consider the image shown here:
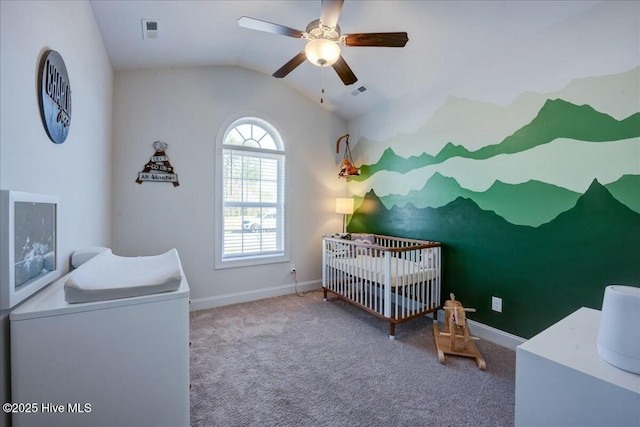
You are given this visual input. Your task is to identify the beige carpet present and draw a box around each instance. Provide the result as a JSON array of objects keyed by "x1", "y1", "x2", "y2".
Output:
[{"x1": 190, "y1": 290, "x2": 516, "y2": 426}]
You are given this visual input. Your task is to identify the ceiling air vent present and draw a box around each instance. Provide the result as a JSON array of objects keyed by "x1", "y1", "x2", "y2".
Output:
[
  {"x1": 141, "y1": 19, "x2": 160, "y2": 40},
  {"x1": 350, "y1": 85, "x2": 368, "y2": 96}
]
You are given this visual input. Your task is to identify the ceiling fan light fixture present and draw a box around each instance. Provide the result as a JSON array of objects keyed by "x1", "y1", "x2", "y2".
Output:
[
  {"x1": 238, "y1": 1, "x2": 407, "y2": 86},
  {"x1": 305, "y1": 38, "x2": 341, "y2": 67}
]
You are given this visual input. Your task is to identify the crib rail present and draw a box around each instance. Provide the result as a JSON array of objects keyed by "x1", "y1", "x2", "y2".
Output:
[{"x1": 322, "y1": 235, "x2": 441, "y2": 334}]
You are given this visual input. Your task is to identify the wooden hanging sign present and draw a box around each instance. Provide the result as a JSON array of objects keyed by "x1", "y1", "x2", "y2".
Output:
[{"x1": 136, "y1": 141, "x2": 180, "y2": 186}]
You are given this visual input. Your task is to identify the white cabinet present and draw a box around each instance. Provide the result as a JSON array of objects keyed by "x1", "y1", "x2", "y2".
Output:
[
  {"x1": 10, "y1": 274, "x2": 190, "y2": 427},
  {"x1": 515, "y1": 307, "x2": 640, "y2": 427}
]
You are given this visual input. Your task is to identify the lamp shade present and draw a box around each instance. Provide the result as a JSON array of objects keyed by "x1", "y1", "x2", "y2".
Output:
[
  {"x1": 335, "y1": 198, "x2": 354, "y2": 215},
  {"x1": 305, "y1": 38, "x2": 341, "y2": 67},
  {"x1": 597, "y1": 284, "x2": 640, "y2": 374}
]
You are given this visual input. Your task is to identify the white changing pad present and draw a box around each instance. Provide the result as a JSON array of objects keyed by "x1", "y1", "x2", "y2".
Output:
[{"x1": 64, "y1": 249, "x2": 183, "y2": 303}]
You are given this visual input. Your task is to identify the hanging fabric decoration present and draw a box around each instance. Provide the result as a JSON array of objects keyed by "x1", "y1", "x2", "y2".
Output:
[
  {"x1": 136, "y1": 141, "x2": 180, "y2": 187},
  {"x1": 336, "y1": 134, "x2": 360, "y2": 178}
]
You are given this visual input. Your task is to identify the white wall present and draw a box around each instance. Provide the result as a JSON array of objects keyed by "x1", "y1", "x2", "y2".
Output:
[
  {"x1": 349, "y1": 1, "x2": 639, "y2": 142},
  {"x1": 0, "y1": 1, "x2": 113, "y2": 425},
  {"x1": 112, "y1": 66, "x2": 346, "y2": 308},
  {"x1": 0, "y1": 0, "x2": 113, "y2": 258}
]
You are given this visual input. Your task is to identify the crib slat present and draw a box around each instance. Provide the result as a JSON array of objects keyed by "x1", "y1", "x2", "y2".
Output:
[
  {"x1": 322, "y1": 235, "x2": 441, "y2": 335},
  {"x1": 384, "y1": 251, "x2": 391, "y2": 318}
]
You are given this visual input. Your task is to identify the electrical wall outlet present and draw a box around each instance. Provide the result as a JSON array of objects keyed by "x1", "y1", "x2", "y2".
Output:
[
  {"x1": 290, "y1": 263, "x2": 296, "y2": 273},
  {"x1": 492, "y1": 296, "x2": 502, "y2": 313}
]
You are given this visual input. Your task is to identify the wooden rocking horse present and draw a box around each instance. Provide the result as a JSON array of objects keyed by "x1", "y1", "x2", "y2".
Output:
[{"x1": 433, "y1": 293, "x2": 486, "y2": 369}]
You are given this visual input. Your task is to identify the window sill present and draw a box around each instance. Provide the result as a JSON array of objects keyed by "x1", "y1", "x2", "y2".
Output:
[{"x1": 215, "y1": 253, "x2": 289, "y2": 270}]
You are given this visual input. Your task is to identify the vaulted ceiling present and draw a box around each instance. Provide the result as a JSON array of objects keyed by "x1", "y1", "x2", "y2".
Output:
[{"x1": 90, "y1": 0, "x2": 601, "y2": 121}]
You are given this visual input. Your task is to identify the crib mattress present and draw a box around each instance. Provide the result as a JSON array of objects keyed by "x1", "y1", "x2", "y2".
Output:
[
  {"x1": 327, "y1": 254, "x2": 437, "y2": 287},
  {"x1": 64, "y1": 249, "x2": 183, "y2": 303}
]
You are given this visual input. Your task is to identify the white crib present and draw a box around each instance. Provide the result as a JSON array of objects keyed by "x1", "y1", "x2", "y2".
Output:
[{"x1": 322, "y1": 234, "x2": 442, "y2": 338}]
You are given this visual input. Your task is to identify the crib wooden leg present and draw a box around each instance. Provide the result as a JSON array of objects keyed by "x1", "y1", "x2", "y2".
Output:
[
  {"x1": 389, "y1": 322, "x2": 395, "y2": 339},
  {"x1": 323, "y1": 287, "x2": 327, "y2": 301}
]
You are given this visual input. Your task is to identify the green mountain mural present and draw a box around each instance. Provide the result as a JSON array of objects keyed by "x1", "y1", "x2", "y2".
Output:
[
  {"x1": 352, "y1": 99, "x2": 640, "y2": 181},
  {"x1": 351, "y1": 68, "x2": 640, "y2": 165},
  {"x1": 379, "y1": 172, "x2": 582, "y2": 226},
  {"x1": 348, "y1": 180, "x2": 640, "y2": 339},
  {"x1": 605, "y1": 174, "x2": 640, "y2": 214}
]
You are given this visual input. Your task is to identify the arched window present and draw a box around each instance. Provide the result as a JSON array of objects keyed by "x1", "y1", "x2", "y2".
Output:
[{"x1": 217, "y1": 117, "x2": 286, "y2": 267}]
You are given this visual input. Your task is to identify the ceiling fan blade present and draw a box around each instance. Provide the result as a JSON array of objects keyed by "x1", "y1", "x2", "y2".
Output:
[
  {"x1": 344, "y1": 32, "x2": 409, "y2": 47},
  {"x1": 320, "y1": 0, "x2": 344, "y2": 28},
  {"x1": 273, "y1": 52, "x2": 307, "y2": 78},
  {"x1": 332, "y1": 55, "x2": 357, "y2": 85},
  {"x1": 237, "y1": 16, "x2": 304, "y2": 38}
]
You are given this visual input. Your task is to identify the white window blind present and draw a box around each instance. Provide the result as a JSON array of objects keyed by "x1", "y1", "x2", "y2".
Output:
[{"x1": 220, "y1": 118, "x2": 285, "y2": 263}]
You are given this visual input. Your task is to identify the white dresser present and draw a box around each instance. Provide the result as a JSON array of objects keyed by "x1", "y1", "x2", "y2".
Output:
[
  {"x1": 515, "y1": 307, "x2": 640, "y2": 427},
  {"x1": 10, "y1": 272, "x2": 190, "y2": 427}
]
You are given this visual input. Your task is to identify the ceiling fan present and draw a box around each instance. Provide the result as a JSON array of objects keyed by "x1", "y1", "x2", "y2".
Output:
[{"x1": 237, "y1": 0, "x2": 409, "y2": 86}]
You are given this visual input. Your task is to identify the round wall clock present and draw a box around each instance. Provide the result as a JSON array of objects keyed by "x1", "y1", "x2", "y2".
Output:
[{"x1": 38, "y1": 50, "x2": 71, "y2": 144}]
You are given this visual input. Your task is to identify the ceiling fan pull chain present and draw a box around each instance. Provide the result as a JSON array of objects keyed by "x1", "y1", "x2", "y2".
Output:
[{"x1": 320, "y1": 67, "x2": 325, "y2": 104}]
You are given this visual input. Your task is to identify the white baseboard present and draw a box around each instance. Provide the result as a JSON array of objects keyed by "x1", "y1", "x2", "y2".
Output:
[
  {"x1": 467, "y1": 319, "x2": 526, "y2": 350},
  {"x1": 189, "y1": 279, "x2": 322, "y2": 312}
]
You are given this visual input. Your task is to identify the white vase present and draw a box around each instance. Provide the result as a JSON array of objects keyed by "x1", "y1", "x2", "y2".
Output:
[{"x1": 597, "y1": 284, "x2": 640, "y2": 374}]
